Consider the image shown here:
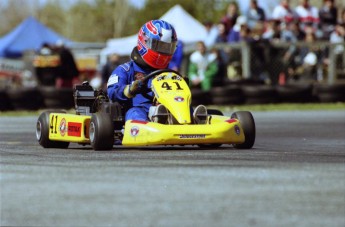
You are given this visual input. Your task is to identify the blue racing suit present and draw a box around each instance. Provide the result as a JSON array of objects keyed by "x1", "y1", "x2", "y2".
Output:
[{"x1": 107, "y1": 60, "x2": 155, "y2": 121}]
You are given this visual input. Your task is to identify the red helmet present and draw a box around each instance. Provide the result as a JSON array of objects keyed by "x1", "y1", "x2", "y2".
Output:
[{"x1": 137, "y1": 20, "x2": 178, "y2": 69}]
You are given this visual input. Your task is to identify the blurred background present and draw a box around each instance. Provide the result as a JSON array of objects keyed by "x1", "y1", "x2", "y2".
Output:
[{"x1": 0, "y1": 0, "x2": 344, "y2": 110}]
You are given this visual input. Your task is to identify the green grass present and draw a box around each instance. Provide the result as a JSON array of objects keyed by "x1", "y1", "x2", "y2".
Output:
[{"x1": 1, "y1": 103, "x2": 344, "y2": 117}]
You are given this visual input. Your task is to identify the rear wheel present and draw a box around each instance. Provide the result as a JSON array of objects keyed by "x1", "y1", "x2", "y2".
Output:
[
  {"x1": 231, "y1": 111, "x2": 255, "y2": 149},
  {"x1": 36, "y1": 110, "x2": 70, "y2": 148},
  {"x1": 89, "y1": 112, "x2": 114, "y2": 150}
]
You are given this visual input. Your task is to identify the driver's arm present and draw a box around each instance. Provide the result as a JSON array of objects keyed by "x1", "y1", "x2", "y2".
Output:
[{"x1": 107, "y1": 66, "x2": 132, "y2": 101}]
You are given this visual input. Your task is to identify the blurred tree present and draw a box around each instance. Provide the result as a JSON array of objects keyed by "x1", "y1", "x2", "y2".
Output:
[
  {"x1": 67, "y1": 0, "x2": 135, "y2": 42},
  {"x1": 36, "y1": 1, "x2": 66, "y2": 37},
  {"x1": 0, "y1": 0, "x2": 40, "y2": 36}
]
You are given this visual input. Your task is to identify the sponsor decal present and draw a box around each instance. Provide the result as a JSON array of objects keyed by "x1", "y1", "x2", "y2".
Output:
[
  {"x1": 174, "y1": 96, "x2": 184, "y2": 102},
  {"x1": 234, "y1": 125, "x2": 241, "y2": 135},
  {"x1": 107, "y1": 75, "x2": 118, "y2": 87},
  {"x1": 59, "y1": 118, "x2": 66, "y2": 136},
  {"x1": 130, "y1": 126, "x2": 140, "y2": 137},
  {"x1": 179, "y1": 134, "x2": 205, "y2": 139},
  {"x1": 68, "y1": 122, "x2": 82, "y2": 137}
]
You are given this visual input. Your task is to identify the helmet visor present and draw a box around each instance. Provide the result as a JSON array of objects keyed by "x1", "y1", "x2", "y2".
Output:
[{"x1": 147, "y1": 38, "x2": 177, "y2": 55}]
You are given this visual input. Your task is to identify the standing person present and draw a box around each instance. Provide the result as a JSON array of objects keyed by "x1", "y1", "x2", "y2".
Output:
[
  {"x1": 101, "y1": 53, "x2": 121, "y2": 89},
  {"x1": 107, "y1": 20, "x2": 207, "y2": 123},
  {"x1": 187, "y1": 41, "x2": 218, "y2": 91},
  {"x1": 319, "y1": 0, "x2": 338, "y2": 39},
  {"x1": 295, "y1": 0, "x2": 320, "y2": 32},
  {"x1": 272, "y1": 0, "x2": 297, "y2": 25},
  {"x1": 55, "y1": 41, "x2": 79, "y2": 88},
  {"x1": 220, "y1": 2, "x2": 239, "y2": 36},
  {"x1": 246, "y1": 0, "x2": 266, "y2": 29}
]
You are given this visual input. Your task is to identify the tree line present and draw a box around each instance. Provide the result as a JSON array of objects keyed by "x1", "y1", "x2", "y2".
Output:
[{"x1": 0, "y1": 0, "x2": 228, "y2": 43}]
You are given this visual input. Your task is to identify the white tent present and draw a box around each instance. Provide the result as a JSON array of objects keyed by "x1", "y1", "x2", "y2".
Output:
[{"x1": 100, "y1": 4, "x2": 207, "y2": 58}]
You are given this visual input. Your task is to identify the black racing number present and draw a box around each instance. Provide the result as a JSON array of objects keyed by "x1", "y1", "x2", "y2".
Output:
[
  {"x1": 161, "y1": 82, "x2": 172, "y2": 90},
  {"x1": 161, "y1": 81, "x2": 183, "y2": 90},
  {"x1": 173, "y1": 81, "x2": 183, "y2": 90},
  {"x1": 50, "y1": 115, "x2": 58, "y2": 134}
]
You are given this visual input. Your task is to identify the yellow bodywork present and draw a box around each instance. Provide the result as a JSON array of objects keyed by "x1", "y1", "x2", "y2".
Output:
[
  {"x1": 151, "y1": 72, "x2": 192, "y2": 124},
  {"x1": 122, "y1": 115, "x2": 245, "y2": 146},
  {"x1": 48, "y1": 113, "x2": 91, "y2": 143}
]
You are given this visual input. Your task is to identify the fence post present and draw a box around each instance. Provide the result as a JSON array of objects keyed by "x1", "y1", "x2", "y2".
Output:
[
  {"x1": 328, "y1": 43, "x2": 335, "y2": 85},
  {"x1": 241, "y1": 41, "x2": 250, "y2": 79}
]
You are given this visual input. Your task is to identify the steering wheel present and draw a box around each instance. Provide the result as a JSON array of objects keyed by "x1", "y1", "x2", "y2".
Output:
[{"x1": 142, "y1": 69, "x2": 185, "y2": 84}]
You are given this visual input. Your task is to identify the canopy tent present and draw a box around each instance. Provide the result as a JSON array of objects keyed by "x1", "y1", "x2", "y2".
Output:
[
  {"x1": 0, "y1": 16, "x2": 71, "y2": 58},
  {"x1": 101, "y1": 4, "x2": 207, "y2": 57}
]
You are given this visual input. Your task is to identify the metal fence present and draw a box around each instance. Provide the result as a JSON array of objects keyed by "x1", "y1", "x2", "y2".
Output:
[{"x1": 204, "y1": 41, "x2": 345, "y2": 86}]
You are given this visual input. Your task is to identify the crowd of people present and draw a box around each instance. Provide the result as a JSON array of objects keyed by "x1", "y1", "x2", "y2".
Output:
[{"x1": 192, "y1": 0, "x2": 345, "y2": 88}]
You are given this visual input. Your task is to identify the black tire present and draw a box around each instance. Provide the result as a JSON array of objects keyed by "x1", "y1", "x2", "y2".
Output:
[
  {"x1": 36, "y1": 110, "x2": 70, "y2": 148},
  {"x1": 39, "y1": 86, "x2": 74, "y2": 109},
  {"x1": 231, "y1": 111, "x2": 256, "y2": 149},
  {"x1": 276, "y1": 83, "x2": 314, "y2": 103},
  {"x1": 7, "y1": 88, "x2": 44, "y2": 110},
  {"x1": 210, "y1": 85, "x2": 244, "y2": 105},
  {"x1": 313, "y1": 83, "x2": 345, "y2": 102},
  {"x1": 0, "y1": 89, "x2": 13, "y2": 111},
  {"x1": 89, "y1": 112, "x2": 114, "y2": 151},
  {"x1": 242, "y1": 85, "x2": 278, "y2": 104},
  {"x1": 191, "y1": 89, "x2": 211, "y2": 106}
]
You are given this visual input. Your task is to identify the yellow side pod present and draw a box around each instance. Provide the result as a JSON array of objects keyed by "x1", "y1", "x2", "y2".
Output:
[{"x1": 48, "y1": 113, "x2": 91, "y2": 143}]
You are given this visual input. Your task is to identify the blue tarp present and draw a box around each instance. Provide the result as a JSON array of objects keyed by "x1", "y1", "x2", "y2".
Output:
[{"x1": 0, "y1": 16, "x2": 71, "y2": 58}]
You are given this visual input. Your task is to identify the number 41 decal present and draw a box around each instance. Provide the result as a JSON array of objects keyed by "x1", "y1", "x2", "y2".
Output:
[
  {"x1": 50, "y1": 115, "x2": 58, "y2": 134},
  {"x1": 161, "y1": 81, "x2": 183, "y2": 90}
]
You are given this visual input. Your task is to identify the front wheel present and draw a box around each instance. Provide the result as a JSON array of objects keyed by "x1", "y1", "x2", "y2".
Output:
[
  {"x1": 231, "y1": 111, "x2": 255, "y2": 149},
  {"x1": 89, "y1": 112, "x2": 114, "y2": 150},
  {"x1": 36, "y1": 110, "x2": 70, "y2": 148}
]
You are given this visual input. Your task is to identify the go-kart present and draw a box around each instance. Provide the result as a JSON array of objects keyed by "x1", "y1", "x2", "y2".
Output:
[{"x1": 36, "y1": 69, "x2": 255, "y2": 150}]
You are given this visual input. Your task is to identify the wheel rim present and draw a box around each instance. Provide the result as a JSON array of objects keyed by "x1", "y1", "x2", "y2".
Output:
[
  {"x1": 89, "y1": 122, "x2": 95, "y2": 142},
  {"x1": 36, "y1": 121, "x2": 42, "y2": 141}
]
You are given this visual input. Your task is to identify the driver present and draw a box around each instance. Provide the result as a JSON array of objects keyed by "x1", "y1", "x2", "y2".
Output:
[{"x1": 107, "y1": 20, "x2": 207, "y2": 123}]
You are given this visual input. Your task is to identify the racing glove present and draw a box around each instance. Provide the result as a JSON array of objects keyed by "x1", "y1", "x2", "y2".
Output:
[{"x1": 124, "y1": 79, "x2": 145, "y2": 98}]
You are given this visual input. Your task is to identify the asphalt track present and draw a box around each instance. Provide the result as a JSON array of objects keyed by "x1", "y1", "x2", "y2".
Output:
[{"x1": 1, "y1": 110, "x2": 344, "y2": 227}]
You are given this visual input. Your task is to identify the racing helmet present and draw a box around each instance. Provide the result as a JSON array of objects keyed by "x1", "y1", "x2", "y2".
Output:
[{"x1": 137, "y1": 20, "x2": 178, "y2": 69}]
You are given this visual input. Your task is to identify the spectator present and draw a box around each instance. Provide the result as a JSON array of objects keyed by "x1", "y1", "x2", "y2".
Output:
[
  {"x1": 330, "y1": 23, "x2": 345, "y2": 54},
  {"x1": 295, "y1": 0, "x2": 320, "y2": 32},
  {"x1": 187, "y1": 41, "x2": 218, "y2": 91},
  {"x1": 215, "y1": 22, "x2": 228, "y2": 43},
  {"x1": 246, "y1": 0, "x2": 266, "y2": 29},
  {"x1": 286, "y1": 21, "x2": 306, "y2": 41},
  {"x1": 227, "y1": 15, "x2": 248, "y2": 43},
  {"x1": 55, "y1": 41, "x2": 79, "y2": 88},
  {"x1": 101, "y1": 53, "x2": 121, "y2": 89},
  {"x1": 339, "y1": 8, "x2": 345, "y2": 24},
  {"x1": 262, "y1": 19, "x2": 282, "y2": 41},
  {"x1": 272, "y1": 0, "x2": 297, "y2": 25},
  {"x1": 220, "y1": 2, "x2": 239, "y2": 36},
  {"x1": 293, "y1": 27, "x2": 321, "y2": 81},
  {"x1": 168, "y1": 40, "x2": 184, "y2": 72},
  {"x1": 319, "y1": 0, "x2": 338, "y2": 39}
]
